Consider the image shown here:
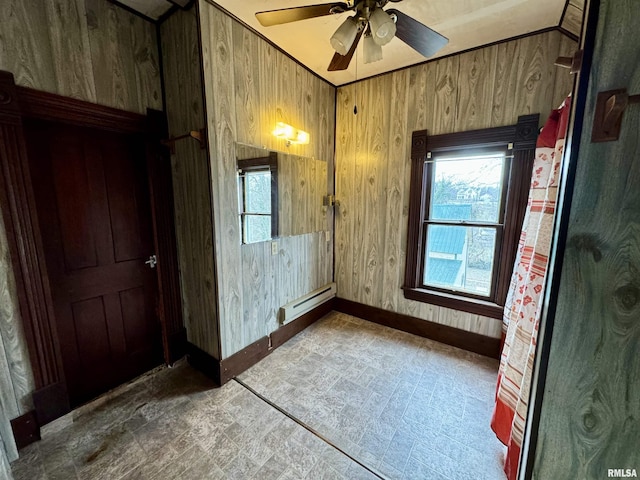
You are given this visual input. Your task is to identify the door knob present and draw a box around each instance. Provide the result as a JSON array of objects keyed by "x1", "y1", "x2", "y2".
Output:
[{"x1": 145, "y1": 254, "x2": 157, "y2": 268}]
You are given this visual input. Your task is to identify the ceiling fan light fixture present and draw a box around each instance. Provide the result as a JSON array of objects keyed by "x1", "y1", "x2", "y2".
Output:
[
  {"x1": 369, "y1": 8, "x2": 396, "y2": 45},
  {"x1": 330, "y1": 16, "x2": 359, "y2": 56},
  {"x1": 363, "y1": 33, "x2": 383, "y2": 64}
]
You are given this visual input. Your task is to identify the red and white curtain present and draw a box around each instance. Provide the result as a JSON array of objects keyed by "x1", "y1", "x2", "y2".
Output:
[{"x1": 491, "y1": 96, "x2": 571, "y2": 480}]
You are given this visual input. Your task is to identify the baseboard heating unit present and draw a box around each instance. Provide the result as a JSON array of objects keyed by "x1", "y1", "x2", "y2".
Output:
[{"x1": 279, "y1": 283, "x2": 336, "y2": 325}]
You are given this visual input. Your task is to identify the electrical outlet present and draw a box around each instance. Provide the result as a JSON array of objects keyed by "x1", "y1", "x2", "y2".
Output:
[
  {"x1": 271, "y1": 241, "x2": 278, "y2": 255},
  {"x1": 325, "y1": 230, "x2": 331, "y2": 242}
]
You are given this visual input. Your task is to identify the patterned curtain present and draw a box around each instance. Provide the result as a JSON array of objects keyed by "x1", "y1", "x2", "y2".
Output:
[{"x1": 491, "y1": 96, "x2": 571, "y2": 480}]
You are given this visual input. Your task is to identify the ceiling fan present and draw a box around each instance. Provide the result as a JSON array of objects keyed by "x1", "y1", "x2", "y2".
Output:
[{"x1": 255, "y1": 0, "x2": 449, "y2": 71}]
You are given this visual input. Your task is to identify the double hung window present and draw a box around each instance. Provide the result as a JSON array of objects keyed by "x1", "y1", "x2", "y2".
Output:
[
  {"x1": 237, "y1": 153, "x2": 278, "y2": 244},
  {"x1": 404, "y1": 115, "x2": 539, "y2": 318}
]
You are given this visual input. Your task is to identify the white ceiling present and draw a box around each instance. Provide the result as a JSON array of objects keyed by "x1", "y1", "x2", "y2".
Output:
[
  {"x1": 212, "y1": 0, "x2": 567, "y2": 86},
  {"x1": 116, "y1": 0, "x2": 570, "y2": 86}
]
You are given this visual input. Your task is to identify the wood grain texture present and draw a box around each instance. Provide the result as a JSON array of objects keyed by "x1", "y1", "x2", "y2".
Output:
[
  {"x1": 533, "y1": 0, "x2": 640, "y2": 476},
  {"x1": 0, "y1": 424, "x2": 12, "y2": 473},
  {"x1": 0, "y1": 210, "x2": 35, "y2": 419},
  {"x1": 335, "y1": 31, "x2": 575, "y2": 340},
  {"x1": 561, "y1": 0, "x2": 584, "y2": 38},
  {"x1": 161, "y1": 7, "x2": 219, "y2": 358},
  {"x1": 199, "y1": 0, "x2": 335, "y2": 358},
  {"x1": 44, "y1": 0, "x2": 97, "y2": 102},
  {"x1": 200, "y1": 2, "x2": 244, "y2": 359},
  {"x1": 0, "y1": 0, "x2": 161, "y2": 114}
]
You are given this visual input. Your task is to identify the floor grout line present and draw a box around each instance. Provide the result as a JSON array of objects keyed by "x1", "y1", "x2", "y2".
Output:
[{"x1": 233, "y1": 377, "x2": 387, "y2": 480}]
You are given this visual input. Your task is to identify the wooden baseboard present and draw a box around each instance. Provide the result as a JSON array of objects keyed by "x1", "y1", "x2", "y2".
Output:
[
  {"x1": 271, "y1": 297, "x2": 335, "y2": 349},
  {"x1": 10, "y1": 411, "x2": 40, "y2": 450},
  {"x1": 186, "y1": 343, "x2": 221, "y2": 385},
  {"x1": 32, "y1": 382, "x2": 71, "y2": 426},
  {"x1": 334, "y1": 298, "x2": 500, "y2": 359},
  {"x1": 187, "y1": 299, "x2": 335, "y2": 385},
  {"x1": 167, "y1": 327, "x2": 187, "y2": 364}
]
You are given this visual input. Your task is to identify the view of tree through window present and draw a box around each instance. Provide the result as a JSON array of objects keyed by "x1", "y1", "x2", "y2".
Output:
[
  {"x1": 424, "y1": 153, "x2": 505, "y2": 296},
  {"x1": 238, "y1": 169, "x2": 272, "y2": 244}
]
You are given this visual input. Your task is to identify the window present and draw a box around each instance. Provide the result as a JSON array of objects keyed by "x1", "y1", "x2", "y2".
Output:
[
  {"x1": 237, "y1": 153, "x2": 278, "y2": 244},
  {"x1": 404, "y1": 115, "x2": 539, "y2": 318}
]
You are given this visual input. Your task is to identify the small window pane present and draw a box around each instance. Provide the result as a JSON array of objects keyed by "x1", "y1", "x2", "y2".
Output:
[
  {"x1": 245, "y1": 171, "x2": 271, "y2": 214},
  {"x1": 423, "y1": 225, "x2": 497, "y2": 296},
  {"x1": 430, "y1": 153, "x2": 505, "y2": 223},
  {"x1": 244, "y1": 215, "x2": 271, "y2": 243}
]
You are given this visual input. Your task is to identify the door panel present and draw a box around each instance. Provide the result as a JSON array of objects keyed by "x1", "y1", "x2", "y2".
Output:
[
  {"x1": 50, "y1": 129, "x2": 98, "y2": 271},
  {"x1": 25, "y1": 119, "x2": 162, "y2": 406}
]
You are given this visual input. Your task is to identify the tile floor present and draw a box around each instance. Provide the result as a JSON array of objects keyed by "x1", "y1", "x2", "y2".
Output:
[{"x1": 10, "y1": 312, "x2": 506, "y2": 480}]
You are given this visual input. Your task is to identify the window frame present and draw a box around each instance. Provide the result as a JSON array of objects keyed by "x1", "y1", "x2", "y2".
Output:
[
  {"x1": 403, "y1": 115, "x2": 539, "y2": 319},
  {"x1": 237, "y1": 152, "x2": 278, "y2": 244}
]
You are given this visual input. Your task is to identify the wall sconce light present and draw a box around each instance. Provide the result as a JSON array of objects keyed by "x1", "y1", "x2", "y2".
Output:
[{"x1": 272, "y1": 122, "x2": 310, "y2": 146}]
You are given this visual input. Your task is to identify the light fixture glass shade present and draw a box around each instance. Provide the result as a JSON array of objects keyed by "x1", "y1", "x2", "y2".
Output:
[
  {"x1": 369, "y1": 8, "x2": 396, "y2": 45},
  {"x1": 330, "y1": 17, "x2": 358, "y2": 55},
  {"x1": 363, "y1": 33, "x2": 383, "y2": 64}
]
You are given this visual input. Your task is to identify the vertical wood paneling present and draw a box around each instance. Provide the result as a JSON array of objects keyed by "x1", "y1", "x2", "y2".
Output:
[
  {"x1": 0, "y1": 0, "x2": 161, "y2": 113},
  {"x1": 336, "y1": 31, "x2": 576, "y2": 339},
  {"x1": 129, "y1": 11, "x2": 162, "y2": 112},
  {"x1": 200, "y1": 3, "x2": 243, "y2": 359},
  {"x1": 44, "y1": 0, "x2": 97, "y2": 102},
  {"x1": 361, "y1": 75, "x2": 391, "y2": 308},
  {"x1": 381, "y1": 69, "x2": 410, "y2": 313},
  {"x1": 160, "y1": 7, "x2": 218, "y2": 357},
  {"x1": 0, "y1": 0, "x2": 57, "y2": 92},
  {"x1": 199, "y1": 1, "x2": 335, "y2": 357},
  {"x1": 455, "y1": 45, "x2": 498, "y2": 131},
  {"x1": 0, "y1": 212, "x2": 34, "y2": 418},
  {"x1": 432, "y1": 56, "x2": 460, "y2": 135},
  {"x1": 233, "y1": 22, "x2": 260, "y2": 147},
  {"x1": 561, "y1": 0, "x2": 584, "y2": 38},
  {"x1": 335, "y1": 86, "x2": 356, "y2": 302},
  {"x1": 86, "y1": 0, "x2": 138, "y2": 112},
  {"x1": 0, "y1": 428, "x2": 12, "y2": 475},
  {"x1": 512, "y1": 33, "x2": 562, "y2": 123},
  {"x1": 534, "y1": 0, "x2": 640, "y2": 476}
]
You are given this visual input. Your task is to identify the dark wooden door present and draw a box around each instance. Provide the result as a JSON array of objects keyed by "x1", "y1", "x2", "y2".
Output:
[{"x1": 25, "y1": 119, "x2": 162, "y2": 406}]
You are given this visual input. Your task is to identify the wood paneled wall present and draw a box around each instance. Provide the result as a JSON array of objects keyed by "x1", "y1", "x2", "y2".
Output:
[
  {"x1": 561, "y1": 0, "x2": 585, "y2": 37},
  {"x1": 160, "y1": 8, "x2": 219, "y2": 358},
  {"x1": 198, "y1": 0, "x2": 335, "y2": 358},
  {"x1": 0, "y1": 0, "x2": 162, "y2": 453},
  {"x1": 335, "y1": 30, "x2": 576, "y2": 338},
  {"x1": 533, "y1": 0, "x2": 640, "y2": 475},
  {"x1": 0, "y1": 0, "x2": 161, "y2": 113},
  {"x1": 0, "y1": 210, "x2": 30, "y2": 463},
  {"x1": 0, "y1": 427, "x2": 10, "y2": 478}
]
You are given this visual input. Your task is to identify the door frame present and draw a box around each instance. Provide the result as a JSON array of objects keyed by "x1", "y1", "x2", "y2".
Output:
[{"x1": 0, "y1": 70, "x2": 185, "y2": 426}]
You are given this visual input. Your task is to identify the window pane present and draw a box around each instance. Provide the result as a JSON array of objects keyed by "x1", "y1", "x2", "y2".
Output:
[
  {"x1": 244, "y1": 170, "x2": 271, "y2": 214},
  {"x1": 430, "y1": 153, "x2": 505, "y2": 223},
  {"x1": 244, "y1": 215, "x2": 271, "y2": 243},
  {"x1": 423, "y1": 225, "x2": 497, "y2": 296}
]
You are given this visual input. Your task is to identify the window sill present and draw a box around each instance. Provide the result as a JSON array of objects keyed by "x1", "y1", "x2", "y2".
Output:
[{"x1": 401, "y1": 286, "x2": 504, "y2": 319}]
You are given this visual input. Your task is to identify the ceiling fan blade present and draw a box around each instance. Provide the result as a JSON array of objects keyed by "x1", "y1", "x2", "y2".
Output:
[
  {"x1": 256, "y1": 3, "x2": 350, "y2": 27},
  {"x1": 328, "y1": 29, "x2": 363, "y2": 71},
  {"x1": 386, "y1": 9, "x2": 448, "y2": 58}
]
